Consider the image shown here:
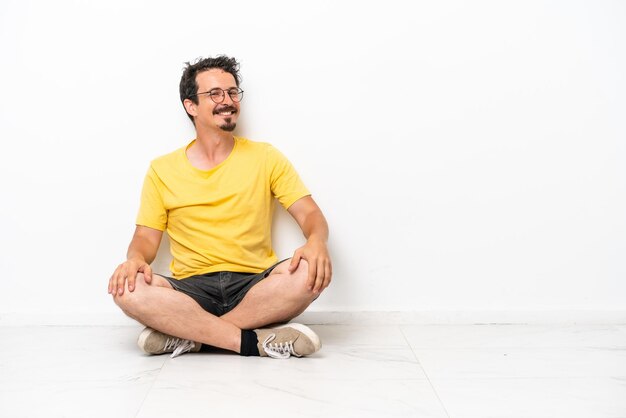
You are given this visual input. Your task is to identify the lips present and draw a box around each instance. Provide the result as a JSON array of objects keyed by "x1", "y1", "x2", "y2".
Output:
[{"x1": 214, "y1": 106, "x2": 237, "y2": 116}]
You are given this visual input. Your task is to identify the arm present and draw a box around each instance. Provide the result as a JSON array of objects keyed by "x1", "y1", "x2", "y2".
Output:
[
  {"x1": 108, "y1": 225, "x2": 163, "y2": 296},
  {"x1": 287, "y1": 196, "x2": 332, "y2": 293}
]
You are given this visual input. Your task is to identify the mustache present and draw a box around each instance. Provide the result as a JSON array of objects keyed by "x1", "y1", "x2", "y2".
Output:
[{"x1": 213, "y1": 105, "x2": 238, "y2": 115}]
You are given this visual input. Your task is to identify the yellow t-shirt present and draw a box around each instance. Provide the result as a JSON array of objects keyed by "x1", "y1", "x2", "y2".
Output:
[{"x1": 136, "y1": 137, "x2": 310, "y2": 279}]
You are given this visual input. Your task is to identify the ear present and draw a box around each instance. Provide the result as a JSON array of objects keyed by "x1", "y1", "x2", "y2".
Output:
[{"x1": 183, "y1": 98, "x2": 198, "y2": 118}]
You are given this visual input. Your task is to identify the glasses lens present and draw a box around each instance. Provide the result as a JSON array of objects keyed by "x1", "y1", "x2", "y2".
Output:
[
  {"x1": 228, "y1": 89, "x2": 243, "y2": 102},
  {"x1": 208, "y1": 90, "x2": 225, "y2": 103}
]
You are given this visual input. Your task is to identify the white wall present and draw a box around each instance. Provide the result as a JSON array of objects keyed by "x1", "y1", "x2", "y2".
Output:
[{"x1": 1, "y1": 0, "x2": 624, "y2": 323}]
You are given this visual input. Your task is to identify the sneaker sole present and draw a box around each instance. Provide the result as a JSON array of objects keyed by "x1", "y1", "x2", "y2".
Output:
[
  {"x1": 137, "y1": 327, "x2": 155, "y2": 354},
  {"x1": 274, "y1": 323, "x2": 322, "y2": 351}
]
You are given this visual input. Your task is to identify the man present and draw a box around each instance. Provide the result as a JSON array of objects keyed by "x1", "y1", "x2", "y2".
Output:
[{"x1": 108, "y1": 56, "x2": 331, "y2": 359}]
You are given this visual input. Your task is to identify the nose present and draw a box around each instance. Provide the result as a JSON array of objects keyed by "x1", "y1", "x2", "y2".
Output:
[{"x1": 221, "y1": 92, "x2": 235, "y2": 105}]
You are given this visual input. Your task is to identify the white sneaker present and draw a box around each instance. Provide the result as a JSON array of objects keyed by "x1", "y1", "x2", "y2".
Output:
[
  {"x1": 254, "y1": 323, "x2": 321, "y2": 359},
  {"x1": 137, "y1": 327, "x2": 202, "y2": 358}
]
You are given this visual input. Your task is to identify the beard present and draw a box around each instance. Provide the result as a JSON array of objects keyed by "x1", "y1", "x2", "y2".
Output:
[
  {"x1": 219, "y1": 119, "x2": 236, "y2": 132},
  {"x1": 214, "y1": 105, "x2": 238, "y2": 132}
]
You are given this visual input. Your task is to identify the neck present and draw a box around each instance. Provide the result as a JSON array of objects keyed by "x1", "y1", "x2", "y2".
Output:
[
  {"x1": 186, "y1": 126, "x2": 235, "y2": 170},
  {"x1": 194, "y1": 125, "x2": 234, "y2": 158}
]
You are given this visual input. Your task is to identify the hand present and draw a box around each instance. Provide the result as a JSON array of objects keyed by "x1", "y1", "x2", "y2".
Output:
[
  {"x1": 288, "y1": 238, "x2": 332, "y2": 294},
  {"x1": 108, "y1": 258, "x2": 153, "y2": 296}
]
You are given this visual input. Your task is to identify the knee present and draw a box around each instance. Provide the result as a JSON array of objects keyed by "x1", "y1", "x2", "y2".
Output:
[
  {"x1": 287, "y1": 260, "x2": 317, "y2": 302},
  {"x1": 112, "y1": 273, "x2": 148, "y2": 317}
]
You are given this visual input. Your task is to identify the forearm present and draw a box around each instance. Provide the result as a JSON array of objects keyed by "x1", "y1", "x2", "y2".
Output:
[
  {"x1": 288, "y1": 206, "x2": 332, "y2": 292},
  {"x1": 126, "y1": 236, "x2": 158, "y2": 265},
  {"x1": 301, "y1": 209, "x2": 329, "y2": 243}
]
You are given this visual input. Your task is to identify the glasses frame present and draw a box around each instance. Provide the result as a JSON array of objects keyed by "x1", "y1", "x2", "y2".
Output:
[{"x1": 190, "y1": 87, "x2": 244, "y2": 103}]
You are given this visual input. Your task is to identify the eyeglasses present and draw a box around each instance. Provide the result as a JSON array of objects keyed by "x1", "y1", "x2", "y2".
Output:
[{"x1": 190, "y1": 88, "x2": 244, "y2": 103}]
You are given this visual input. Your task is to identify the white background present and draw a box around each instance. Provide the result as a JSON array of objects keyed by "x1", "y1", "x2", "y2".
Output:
[{"x1": 0, "y1": 0, "x2": 624, "y2": 323}]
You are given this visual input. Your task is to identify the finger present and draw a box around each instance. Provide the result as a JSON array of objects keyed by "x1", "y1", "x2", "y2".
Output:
[
  {"x1": 111, "y1": 266, "x2": 123, "y2": 294},
  {"x1": 110, "y1": 266, "x2": 121, "y2": 295},
  {"x1": 142, "y1": 265, "x2": 153, "y2": 284},
  {"x1": 108, "y1": 270, "x2": 116, "y2": 294},
  {"x1": 127, "y1": 270, "x2": 137, "y2": 292},
  {"x1": 116, "y1": 270, "x2": 127, "y2": 295},
  {"x1": 109, "y1": 273, "x2": 119, "y2": 294},
  {"x1": 307, "y1": 260, "x2": 318, "y2": 291},
  {"x1": 323, "y1": 261, "x2": 332, "y2": 290},
  {"x1": 313, "y1": 259, "x2": 324, "y2": 292},
  {"x1": 288, "y1": 253, "x2": 301, "y2": 272}
]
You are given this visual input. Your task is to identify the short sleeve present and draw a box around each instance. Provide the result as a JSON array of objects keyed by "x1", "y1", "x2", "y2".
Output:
[
  {"x1": 267, "y1": 145, "x2": 311, "y2": 209},
  {"x1": 135, "y1": 166, "x2": 167, "y2": 231}
]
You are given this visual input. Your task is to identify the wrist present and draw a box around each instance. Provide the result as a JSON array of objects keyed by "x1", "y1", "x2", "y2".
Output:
[
  {"x1": 307, "y1": 235, "x2": 327, "y2": 244},
  {"x1": 127, "y1": 255, "x2": 147, "y2": 264}
]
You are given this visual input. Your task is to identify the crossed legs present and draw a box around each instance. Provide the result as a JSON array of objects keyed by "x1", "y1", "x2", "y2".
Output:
[{"x1": 112, "y1": 259, "x2": 317, "y2": 353}]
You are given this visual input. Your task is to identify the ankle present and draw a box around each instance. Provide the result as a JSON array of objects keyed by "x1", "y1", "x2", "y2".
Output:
[{"x1": 239, "y1": 329, "x2": 260, "y2": 356}]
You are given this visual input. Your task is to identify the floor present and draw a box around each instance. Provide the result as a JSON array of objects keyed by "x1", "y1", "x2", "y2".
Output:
[{"x1": 1, "y1": 324, "x2": 625, "y2": 418}]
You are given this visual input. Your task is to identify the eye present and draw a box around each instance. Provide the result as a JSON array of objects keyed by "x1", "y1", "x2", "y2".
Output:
[{"x1": 209, "y1": 90, "x2": 223, "y2": 98}]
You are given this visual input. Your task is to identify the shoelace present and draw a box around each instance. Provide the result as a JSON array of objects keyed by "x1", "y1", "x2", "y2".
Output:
[
  {"x1": 262, "y1": 334, "x2": 296, "y2": 359},
  {"x1": 164, "y1": 337, "x2": 196, "y2": 359}
]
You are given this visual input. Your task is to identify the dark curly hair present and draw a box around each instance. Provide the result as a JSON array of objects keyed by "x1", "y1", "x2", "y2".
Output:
[{"x1": 179, "y1": 55, "x2": 241, "y2": 123}]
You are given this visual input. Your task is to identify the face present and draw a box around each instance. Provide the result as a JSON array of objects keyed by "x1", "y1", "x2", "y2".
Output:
[{"x1": 185, "y1": 69, "x2": 240, "y2": 132}]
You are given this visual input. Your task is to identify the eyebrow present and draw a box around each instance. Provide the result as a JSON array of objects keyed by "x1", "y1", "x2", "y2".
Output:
[{"x1": 208, "y1": 86, "x2": 238, "y2": 91}]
